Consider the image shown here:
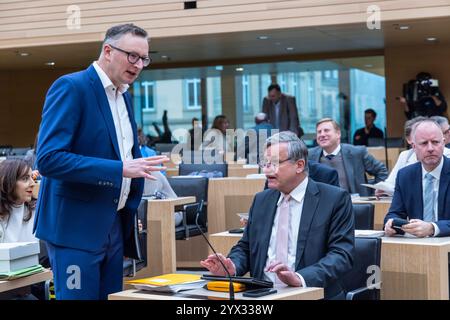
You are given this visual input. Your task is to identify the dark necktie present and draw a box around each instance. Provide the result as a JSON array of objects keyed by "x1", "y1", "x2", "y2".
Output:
[{"x1": 325, "y1": 154, "x2": 335, "y2": 160}]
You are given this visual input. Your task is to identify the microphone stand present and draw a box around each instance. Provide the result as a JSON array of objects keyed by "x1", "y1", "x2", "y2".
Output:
[{"x1": 195, "y1": 200, "x2": 235, "y2": 300}]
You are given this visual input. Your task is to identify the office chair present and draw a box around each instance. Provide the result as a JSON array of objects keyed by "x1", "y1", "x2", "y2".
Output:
[
  {"x1": 368, "y1": 137, "x2": 404, "y2": 148},
  {"x1": 179, "y1": 163, "x2": 228, "y2": 177},
  {"x1": 342, "y1": 237, "x2": 382, "y2": 300},
  {"x1": 168, "y1": 176, "x2": 209, "y2": 240},
  {"x1": 352, "y1": 203, "x2": 375, "y2": 230}
]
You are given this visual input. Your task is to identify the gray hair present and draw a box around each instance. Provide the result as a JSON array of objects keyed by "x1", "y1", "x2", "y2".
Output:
[
  {"x1": 266, "y1": 131, "x2": 308, "y2": 173},
  {"x1": 103, "y1": 23, "x2": 148, "y2": 46},
  {"x1": 429, "y1": 116, "x2": 449, "y2": 128},
  {"x1": 404, "y1": 116, "x2": 427, "y2": 139}
]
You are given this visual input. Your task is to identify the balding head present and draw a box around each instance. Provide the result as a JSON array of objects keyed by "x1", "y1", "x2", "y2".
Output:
[{"x1": 412, "y1": 120, "x2": 444, "y2": 172}]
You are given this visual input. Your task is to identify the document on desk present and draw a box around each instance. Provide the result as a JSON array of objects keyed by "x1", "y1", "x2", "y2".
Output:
[
  {"x1": 355, "y1": 230, "x2": 385, "y2": 237},
  {"x1": 126, "y1": 273, "x2": 206, "y2": 293},
  {"x1": 360, "y1": 181, "x2": 394, "y2": 196}
]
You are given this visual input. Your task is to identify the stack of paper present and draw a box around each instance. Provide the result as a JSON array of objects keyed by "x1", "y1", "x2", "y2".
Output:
[
  {"x1": 0, "y1": 242, "x2": 40, "y2": 273},
  {"x1": 126, "y1": 273, "x2": 206, "y2": 293},
  {"x1": 355, "y1": 230, "x2": 385, "y2": 237},
  {"x1": 0, "y1": 264, "x2": 45, "y2": 280}
]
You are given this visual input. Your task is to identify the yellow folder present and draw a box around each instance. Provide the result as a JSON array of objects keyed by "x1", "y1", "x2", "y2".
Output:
[{"x1": 126, "y1": 273, "x2": 201, "y2": 286}]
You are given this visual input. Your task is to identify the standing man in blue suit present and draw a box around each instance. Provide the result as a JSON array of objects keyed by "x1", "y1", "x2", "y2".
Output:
[
  {"x1": 384, "y1": 119, "x2": 450, "y2": 237},
  {"x1": 201, "y1": 131, "x2": 354, "y2": 299},
  {"x1": 35, "y1": 24, "x2": 168, "y2": 300}
]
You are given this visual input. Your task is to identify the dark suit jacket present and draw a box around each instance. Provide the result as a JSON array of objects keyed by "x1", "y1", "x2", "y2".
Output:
[
  {"x1": 308, "y1": 143, "x2": 388, "y2": 196},
  {"x1": 229, "y1": 179, "x2": 354, "y2": 299},
  {"x1": 384, "y1": 157, "x2": 450, "y2": 236},
  {"x1": 262, "y1": 94, "x2": 300, "y2": 135},
  {"x1": 309, "y1": 160, "x2": 339, "y2": 187},
  {"x1": 35, "y1": 64, "x2": 144, "y2": 257}
]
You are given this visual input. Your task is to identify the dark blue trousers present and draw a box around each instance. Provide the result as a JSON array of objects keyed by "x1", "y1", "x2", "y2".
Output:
[{"x1": 46, "y1": 214, "x2": 123, "y2": 300}]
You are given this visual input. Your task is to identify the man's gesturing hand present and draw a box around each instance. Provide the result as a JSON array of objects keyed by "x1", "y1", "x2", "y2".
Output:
[{"x1": 123, "y1": 155, "x2": 169, "y2": 180}]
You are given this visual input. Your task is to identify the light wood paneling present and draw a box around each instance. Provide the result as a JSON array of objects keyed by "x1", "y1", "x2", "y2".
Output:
[
  {"x1": 208, "y1": 177, "x2": 266, "y2": 234},
  {"x1": 2, "y1": 1, "x2": 450, "y2": 48},
  {"x1": 381, "y1": 237, "x2": 450, "y2": 300}
]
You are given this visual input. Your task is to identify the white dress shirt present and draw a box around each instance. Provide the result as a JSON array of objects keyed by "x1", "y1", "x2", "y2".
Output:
[
  {"x1": 264, "y1": 177, "x2": 308, "y2": 287},
  {"x1": 322, "y1": 144, "x2": 341, "y2": 157},
  {"x1": 421, "y1": 158, "x2": 443, "y2": 236},
  {"x1": 0, "y1": 205, "x2": 38, "y2": 243},
  {"x1": 93, "y1": 62, "x2": 134, "y2": 211}
]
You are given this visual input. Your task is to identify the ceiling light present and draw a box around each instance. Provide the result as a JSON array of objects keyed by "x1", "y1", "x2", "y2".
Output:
[
  {"x1": 426, "y1": 37, "x2": 438, "y2": 42},
  {"x1": 364, "y1": 64, "x2": 373, "y2": 68},
  {"x1": 286, "y1": 47, "x2": 294, "y2": 51},
  {"x1": 45, "y1": 61, "x2": 55, "y2": 66},
  {"x1": 398, "y1": 25, "x2": 410, "y2": 30},
  {"x1": 235, "y1": 67, "x2": 244, "y2": 72},
  {"x1": 161, "y1": 55, "x2": 169, "y2": 59},
  {"x1": 215, "y1": 65, "x2": 223, "y2": 71},
  {"x1": 257, "y1": 35, "x2": 269, "y2": 40},
  {"x1": 18, "y1": 52, "x2": 29, "y2": 57}
]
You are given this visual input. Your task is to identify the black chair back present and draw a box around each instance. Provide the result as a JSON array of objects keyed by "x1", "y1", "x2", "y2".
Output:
[
  {"x1": 342, "y1": 237, "x2": 382, "y2": 300},
  {"x1": 352, "y1": 203, "x2": 374, "y2": 230},
  {"x1": 168, "y1": 176, "x2": 209, "y2": 239}
]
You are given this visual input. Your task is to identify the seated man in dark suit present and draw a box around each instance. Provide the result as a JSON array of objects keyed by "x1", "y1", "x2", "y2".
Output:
[
  {"x1": 309, "y1": 118, "x2": 388, "y2": 196},
  {"x1": 201, "y1": 131, "x2": 354, "y2": 299},
  {"x1": 385, "y1": 119, "x2": 450, "y2": 237}
]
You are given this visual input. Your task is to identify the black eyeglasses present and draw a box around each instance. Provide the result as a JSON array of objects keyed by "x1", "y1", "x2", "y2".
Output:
[{"x1": 109, "y1": 44, "x2": 151, "y2": 67}]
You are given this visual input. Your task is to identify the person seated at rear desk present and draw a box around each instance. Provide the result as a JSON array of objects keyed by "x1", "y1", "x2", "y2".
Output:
[
  {"x1": 384, "y1": 119, "x2": 450, "y2": 237},
  {"x1": 0, "y1": 159, "x2": 39, "y2": 300},
  {"x1": 201, "y1": 131, "x2": 354, "y2": 299}
]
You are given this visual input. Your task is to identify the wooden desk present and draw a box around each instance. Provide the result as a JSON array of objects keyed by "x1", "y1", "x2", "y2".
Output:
[
  {"x1": 209, "y1": 231, "x2": 243, "y2": 255},
  {"x1": 352, "y1": 198, "x2": 391, "y2": 230},
  {"x1": 0, "y1": 269, "x2": 52, "y2": 293},
  {"x1": 208, "y1": 177, "x2": 266, "y2": 234},
  {"x1": 228, "y1": 165, "x2": 259, "y2": 177},
  {"x1": 109, "y1": 286, "x2": 323, "y2": 300},
  {"x1": 367, "y1": 147, "x2": 404, "y2": 171},
  {"x1": 381, "y1": 236, "x2": 450, "y2": 300},
  {"x1": 131, "y1": 197, "x2": 196, "y2": 280}
]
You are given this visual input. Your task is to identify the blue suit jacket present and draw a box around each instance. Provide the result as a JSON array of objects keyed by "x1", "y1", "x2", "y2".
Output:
[
  {"x1": 384, "y1": 157, "x2": 450, "y2": 236},
  {"x1": 229, "y1": 179, "x2": 354, "y2": 299},
  {"x1": 34, "y1": 64, "x2": 144, "y2": 255}
]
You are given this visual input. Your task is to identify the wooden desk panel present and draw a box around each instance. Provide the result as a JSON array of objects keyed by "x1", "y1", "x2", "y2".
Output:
[
  {"x1": 0, "y1": 269, "x2": 52, "y2": 293},
  {"x1": 381, "y1": 237, "x2": 450, "y2": 300},
  {"x1": 209, "y1": 231, "x2": 243, "y2": 255},
  {"x1": 130, "y1": 197, "x2": 196, "y2": 280},
  {"x1": 208, "y1": 178, "x2": 266, "y2": 234}
]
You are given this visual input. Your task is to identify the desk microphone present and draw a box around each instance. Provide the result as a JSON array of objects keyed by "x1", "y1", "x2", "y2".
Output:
[{"x1": 195, "y1": 200, "x2": 235, "y2": 300}]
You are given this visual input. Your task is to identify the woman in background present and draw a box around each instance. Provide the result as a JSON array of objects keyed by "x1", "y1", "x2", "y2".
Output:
[{"x1": 0, "y1": 159, "x2": 37, "y2": 243}]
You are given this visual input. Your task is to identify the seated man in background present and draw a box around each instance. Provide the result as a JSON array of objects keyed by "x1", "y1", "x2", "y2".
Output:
[
  {"x1": 309, "y1": 118, "x2": 388, "y2": 196},
  {"x1": 377, "y1": 116, "x2": 450, "y2": 196},
  {"x1": 201, "y1": 131, "x2": 354, "y2": 299},
  {"x1": 353, "y1": 108, "x2": 384, "y2": 146},
  {"x1": 384, "y1": 119, "x2": 450, "y2": 237}
]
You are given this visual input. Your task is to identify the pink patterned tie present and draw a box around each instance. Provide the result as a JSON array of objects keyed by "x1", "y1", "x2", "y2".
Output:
[{"x1": 276, "y1": 194, "x2": 290, "y2": 266}]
